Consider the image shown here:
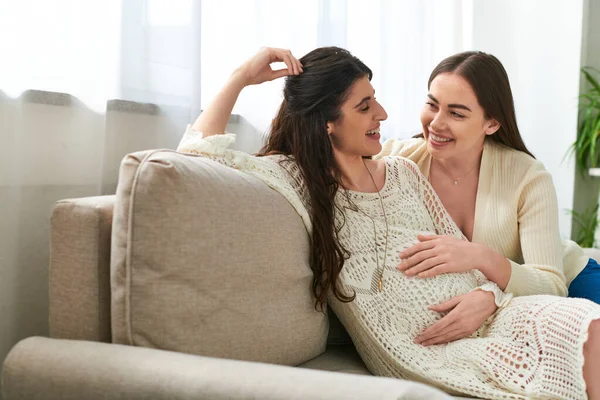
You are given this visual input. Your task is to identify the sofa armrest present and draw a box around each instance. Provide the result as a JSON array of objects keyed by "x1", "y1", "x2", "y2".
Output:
[
  {"x1": 50, "y1": 196, "x2": 115, "y2": 342},
  {"x1": 2, "y1": 337, "x2": 450, "y2": 400}
]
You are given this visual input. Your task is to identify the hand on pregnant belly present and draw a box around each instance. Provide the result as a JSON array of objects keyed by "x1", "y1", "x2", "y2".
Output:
[
  {"x1": 398, "y1": 234, "x2": 487, "y2": 278},
  {"x1": 414, "y1": 290, "x2": 497, "y2": 346}
]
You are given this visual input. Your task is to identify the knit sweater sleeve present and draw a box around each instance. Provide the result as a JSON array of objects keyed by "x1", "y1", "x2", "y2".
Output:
[
  {"x1": 504, "y1": 163, "x2": 567, "y2": 297},
  {"x1": 398, "y1": 158, "x2": 512, "y2": 308},
  {"x1": 176, "y1": 126, "x2": 313, "y2": 233}
]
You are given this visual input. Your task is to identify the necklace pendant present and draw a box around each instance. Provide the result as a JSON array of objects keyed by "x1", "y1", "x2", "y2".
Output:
[
  {"x1": 453, "y1": 179, "x2": 459, "y2": 186},
  {"x1": 378, "y1": 278, "x2": 383, "y2": 292}
]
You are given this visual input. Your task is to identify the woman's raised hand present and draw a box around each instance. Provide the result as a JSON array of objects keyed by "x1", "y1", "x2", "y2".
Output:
[
  {"x1": 235, "y1": 47, "x2": 303, "y2": 86},
  {"x1": 189, "y1": 47, "x2": 302, "y2": 138}
]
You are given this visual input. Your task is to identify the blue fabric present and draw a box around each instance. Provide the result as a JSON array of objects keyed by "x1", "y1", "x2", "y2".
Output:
[{"x1": 568, "y1": 258, "x2": 600, "y2": 304}]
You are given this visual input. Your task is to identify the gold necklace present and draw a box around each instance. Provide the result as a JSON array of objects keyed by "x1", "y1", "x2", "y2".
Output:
[
  {"x1": 434, "y1": 158, "x2": 480, "y2": 186},
  {"x1": 362, "y1": 158, "x2": 389, "y2": 292}
]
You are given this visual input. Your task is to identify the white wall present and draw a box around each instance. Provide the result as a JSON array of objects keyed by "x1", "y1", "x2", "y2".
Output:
[
  {"x1": 199, "y1": 1, "x2": 470, "y2": 149},
  {"x1": 470, "y1": 0, "x2": 584, "y2": 239}
]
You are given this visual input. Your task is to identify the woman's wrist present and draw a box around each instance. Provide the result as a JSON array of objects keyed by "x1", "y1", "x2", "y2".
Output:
[
  {"x1": 477, "y1": 244, "x2": 511, "y2": 290},
  {"x1": 231, "y1": 67, "x2": 254, "y2": 88},
  {"x1": 228, "y1": 69, "x2": 250, "y2": 90}
]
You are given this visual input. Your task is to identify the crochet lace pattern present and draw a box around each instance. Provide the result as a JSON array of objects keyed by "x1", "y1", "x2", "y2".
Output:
[{"x1": 178, "y1": 129, "x2": 600, "y2": 399}]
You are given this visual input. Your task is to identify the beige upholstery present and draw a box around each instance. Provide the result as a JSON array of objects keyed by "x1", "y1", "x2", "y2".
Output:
[
  {"x1": 49, "y1": 195, "x2": 114, "y2": 343},
  {"x1": 298, "y1": 343, "x2": 370, "y2": 375},
  {"x1": 110, "y1": 150, "x2": 326, "y2": 365},
  {"x1": 2, "y1": 337, "x2": 451, "y2": 400}
]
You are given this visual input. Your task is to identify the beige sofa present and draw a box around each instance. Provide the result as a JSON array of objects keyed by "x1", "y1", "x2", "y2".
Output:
[{"x1": 1, "y1": 149, "x2": 594, "y2": 400}]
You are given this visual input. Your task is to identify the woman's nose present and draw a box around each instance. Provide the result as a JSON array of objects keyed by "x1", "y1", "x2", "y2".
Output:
[
  {"x1": 376, "y1": 102, "x2": 388, "y2": 121},
  {"x1": 430, "y1": 112, "x2": 446, "y2": 130}
]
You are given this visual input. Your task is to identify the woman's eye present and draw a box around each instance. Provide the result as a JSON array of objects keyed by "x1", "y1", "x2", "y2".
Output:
[
  {"x1": 361, "y1": 106, "x2": 370, "y2": 112},
  {"x1": 426, "y1": 102, "x2": 437, "y2": 108},
  {"x1": 451, "y1": 112, "x2": 465, "y2": 118}
]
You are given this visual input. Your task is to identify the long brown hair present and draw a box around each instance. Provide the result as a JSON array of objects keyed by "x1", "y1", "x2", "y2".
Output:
[
  {"x1": 257, "y1": 47, "x2": 372, "y2": 311},
  {"x1": 418, "y1": 51, "x2": 535, "y2": 158}
]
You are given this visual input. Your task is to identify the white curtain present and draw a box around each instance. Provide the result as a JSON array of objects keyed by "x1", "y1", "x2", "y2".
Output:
[
  {"x1": 0, "y1": 0, "x2": 468, "y2": 367},
  {"x1": 202, "y1": 0, "x2": 469, "y2": 150}
]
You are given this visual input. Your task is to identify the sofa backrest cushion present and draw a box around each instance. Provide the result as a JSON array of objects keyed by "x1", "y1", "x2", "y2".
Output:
[{"x1": 110, "y1": 150, "x2": 327, "y2": 365}]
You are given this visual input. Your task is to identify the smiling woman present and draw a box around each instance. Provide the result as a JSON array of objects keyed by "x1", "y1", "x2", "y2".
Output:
[
  {"x1": 378, "y1": 51, "x2": 600, "y2": 344},
  {"x1": 325, "y1": 77, "x2": 388, "y2": 192}
]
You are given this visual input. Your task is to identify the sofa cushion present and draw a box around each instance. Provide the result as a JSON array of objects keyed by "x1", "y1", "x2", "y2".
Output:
[
  {"x1": 298, "y1": 344, "x2": 370, "y2": 375},
  {"x1": 110, "y1": 150, "x2": 327, "y2": 366},
  {"x1": 3, "y1": 337, "x2": 453, "y2": 400}
]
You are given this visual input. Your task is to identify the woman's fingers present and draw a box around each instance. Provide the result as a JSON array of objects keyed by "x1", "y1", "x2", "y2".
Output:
[
  {"x1": 240, "y1": 47, "x2": 303, "y2": 85},
  {"x1": 273, "y1": 48, "x2": 301, "y2": 75},
  {"x1": 271, "y1": 68, "x2": 292, "y2": 80},
  {"x1": 417, "y1": 234, "x2": 440, "y2": 242},
  {"x1": 399, "y1": 240, "x2": 436, "y2": 260},
  {"x1": 416, "y1": 313, "x2": 458, "y2": 343},
  {"x1": 288, "y1": 50, "x2": 301, "y2": 75},
  {"x1": 418, "y1": 264, "x2": 450, "y2": 278},
  {"x1": 428, "y1": 295, "x2": 462, "y2": 313},
  {"x1": 416, "y1": 320, "x2": 459, "y2": 344},
  {"x1": 420, "y1": 328, "x2": 465, "y2": 346},
  {"x1": 291, "y1": 54, "x2": 303, "y2": 74},
  {"x1": 281, "y1": 53, "x2": 295, "y2": 75},
  {"x1": 415, "y1": 297, "x2": 464, "y2": 344},
  {"x1": 399, "y1": 247, "x2": 442, "y2": 274},
  {"x1": 405, "y1": 257, "x2": 444, "y2": 276},
  {"x1": 398, "y1": 246, "x2": 438, "y2": 270},
  {"x1": 283, "y1": 49, "x2": 303, "y2": 74}
]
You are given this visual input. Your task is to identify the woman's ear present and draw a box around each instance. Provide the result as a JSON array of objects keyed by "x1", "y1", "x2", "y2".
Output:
[
  {"x1": 485, "y1": 119, "x2": 500, "y2": 136},
  {"x1": 326, "y1": 121, "x2": 335, "y2": 135}
]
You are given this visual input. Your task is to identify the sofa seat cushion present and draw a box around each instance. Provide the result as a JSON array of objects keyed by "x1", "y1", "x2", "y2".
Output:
[
  {"x1": 298, "y1": 344, "x2": 370, "y2": 375},
  {"x1": 110, "y1": 150, "x2": 327, "y2": 366},
  {"x1": 299, "y1": 345, "x2": 481, "y2": 400}
]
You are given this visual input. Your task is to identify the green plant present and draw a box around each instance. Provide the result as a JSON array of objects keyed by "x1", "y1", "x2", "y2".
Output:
[
  {"x1": 567, "y1": 204, "x2": 599, "y2": 248},
  {"x1": 565, "y1": 67, "x2": 600, "y2": 247},
  {"x1": 568, "y1": 67, "x2": 600, "y2": 173}
]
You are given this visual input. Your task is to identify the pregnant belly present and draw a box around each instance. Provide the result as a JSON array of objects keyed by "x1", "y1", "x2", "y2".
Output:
[{"x1": 349, "y1": 270, "x2": 482, "y2": 337}]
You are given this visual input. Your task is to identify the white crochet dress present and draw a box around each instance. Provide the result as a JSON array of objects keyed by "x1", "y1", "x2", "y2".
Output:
[{"x1": 178, "y1": 130, "x2": 600, "y2": 400}]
